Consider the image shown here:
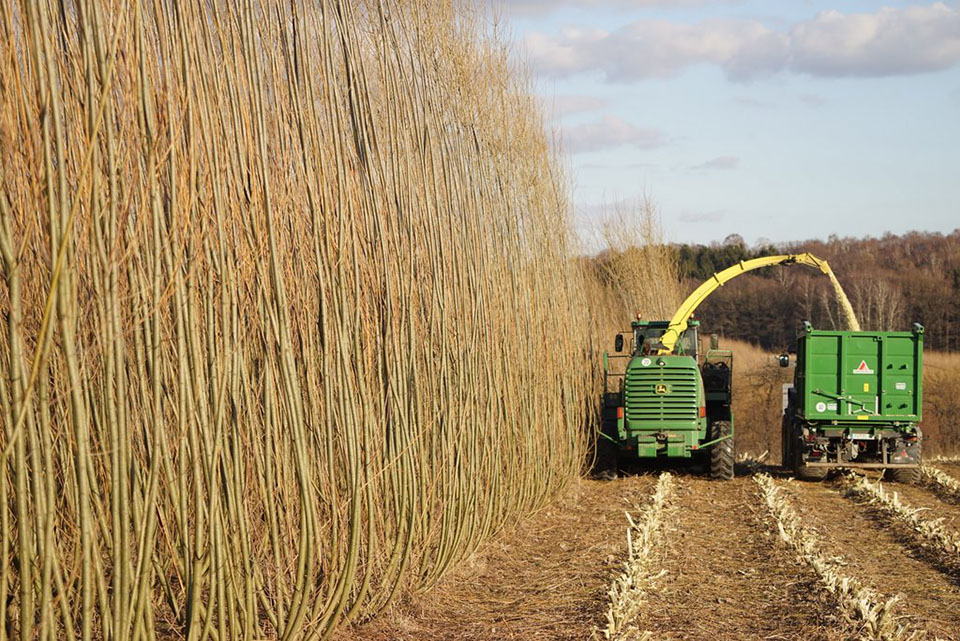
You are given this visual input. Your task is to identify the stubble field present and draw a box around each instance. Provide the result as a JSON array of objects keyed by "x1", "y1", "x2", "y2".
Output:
[{"x1": 341, "y1": 461, "x2": 960, "y2": 641}]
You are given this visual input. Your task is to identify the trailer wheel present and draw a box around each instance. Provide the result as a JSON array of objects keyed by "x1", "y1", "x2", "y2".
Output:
[
  {"x1": 709, "y1": 420, "x2": 734, "y2": 481},
  {"x1": 889, "y1": 467, "x2": 920, "y2": 484},
  {"x1": 792, "y1": 446, "x2": 828, "y2": 481},
  {"x1": 795, "y1": 464, "x2": 828, "y2": 482},
  {"x1": 792, "y1": 444, "x2": 828, "y2": 481},
  {"x1": 786, "y1": 419, "x2": 828, "y2": 481}
]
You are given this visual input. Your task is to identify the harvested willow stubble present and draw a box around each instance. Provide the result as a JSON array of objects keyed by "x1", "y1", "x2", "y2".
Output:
[
  {"x1": 597, "y1": 472, "x2": 675, "y2": 641},
  {"x1": 921, "y1": 465, "x2": 960, "y2": 502},
  {"x1": 754, "y1": 475, "x2": 920, "y2": 641},
  {"x1": 843, "y1": 474, "x2": 960, "y2": 561},
  {"x1": 0, "y1": 0, "x2": 602, "y2": 639}
]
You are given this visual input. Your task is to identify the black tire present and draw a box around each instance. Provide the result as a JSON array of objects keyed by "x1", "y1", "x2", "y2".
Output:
[
  {"x1": 709, "y1": 420, "x2": 734, "y2": 480},
  {"x1": 792, "y1": 444, "x2": 828, "y2": 481},
  {"x1": 786, "y1": 417, "x2": 828, "y2": 481},
  {"x1": 795, "y1": 464, "x2": 829, "y2": 481},
  {"x1": 594, "y1": 436, "x2": 618, "y2": 479},
  {"x1": 889, "y1": 467, "x2": 920, "y2": 484}
]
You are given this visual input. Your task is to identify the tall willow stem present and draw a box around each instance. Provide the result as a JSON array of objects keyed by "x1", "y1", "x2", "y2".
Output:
[{"x1": 0, "y1": 0, "x2": 621, "y2": 638}]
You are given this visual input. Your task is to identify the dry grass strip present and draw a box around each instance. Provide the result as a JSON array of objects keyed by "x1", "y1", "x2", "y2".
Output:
[
  {"x1": 755, "y1": 474, "x2": 923, "y2": 640},
  {"x1": 920, "y1": 466, "x2": 960, "y2": 503},
  {"x1": 843, "y1": 474, "x2": 960, "y2": 561},
  {"x1": 594, "y1": 473, "x2": 676, "y2": 641}
]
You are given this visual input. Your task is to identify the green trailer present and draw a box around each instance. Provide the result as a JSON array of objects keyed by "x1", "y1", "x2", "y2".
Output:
[
  {"x1": 781, "y1": 321, "x2": 924, "y2": 482},
  {"x1": 600, "y1": 320, "x2": 735, "y2": 480}
]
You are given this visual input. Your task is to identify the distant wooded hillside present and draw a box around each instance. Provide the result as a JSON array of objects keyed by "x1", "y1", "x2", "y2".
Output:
[{"x1": 672, "y1": 231, "x2": 960, "y2": 351}]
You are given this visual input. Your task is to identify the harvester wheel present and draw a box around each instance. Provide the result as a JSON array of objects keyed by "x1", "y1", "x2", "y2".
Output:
[
  {"x1": 889, "y1": 467, "x2": 920, "y2": 484},
  {"x1": 594, "y1": 436, "x2": 618, "y2": 479},
  {"x1": 709, "y1": 420, "x2": 734, "y2": 481}
]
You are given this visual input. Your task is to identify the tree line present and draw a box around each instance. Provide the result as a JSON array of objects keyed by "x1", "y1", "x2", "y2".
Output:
[{"x1": 673, "y1": 231, "x2": 960, "y2": 351}]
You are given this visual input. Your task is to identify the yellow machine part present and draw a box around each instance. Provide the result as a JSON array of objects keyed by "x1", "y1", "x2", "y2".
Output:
[{"x1": 657, "y1": 253, "x2": 858, "y2": 355}]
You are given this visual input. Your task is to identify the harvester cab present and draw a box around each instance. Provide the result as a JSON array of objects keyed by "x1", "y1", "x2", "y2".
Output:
[{"x1": 640, "y1": 322, "x2": 697, "y2": 358}]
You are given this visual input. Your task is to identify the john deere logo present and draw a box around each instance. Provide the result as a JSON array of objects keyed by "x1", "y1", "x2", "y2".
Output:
[{"x1": 655, "y1": 384, "x2": 669, "y2": 395}]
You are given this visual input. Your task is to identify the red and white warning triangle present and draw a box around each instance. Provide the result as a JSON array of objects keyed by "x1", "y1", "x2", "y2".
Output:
[{"x1": 853, "y1": 360, "x2": 874, "y2": 374}]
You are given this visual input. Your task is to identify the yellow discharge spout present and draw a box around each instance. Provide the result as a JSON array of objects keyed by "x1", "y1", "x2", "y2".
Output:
[{"x1": 657, "y1": 253, "x2": 861, "y2": 355}]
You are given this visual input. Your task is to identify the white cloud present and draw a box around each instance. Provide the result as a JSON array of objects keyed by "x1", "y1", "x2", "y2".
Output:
[
  {"x1": 734, "y1": 95, "x2": 773, "y2": 109},
  {"x1": 614, "y1": 20, "x2": 786, "y2": 81},
  {"x1": 527, "y1": 20, "x2": 787, "y2": 80},
  {"x1": 790, "y1": 4, "x2": 960, "y2": 77},
  {"x1": 734, "y1": 93, "x2": 823, "y2": 109},
  {"x1": 575, "y1": 199, "x2": 636, "y2": 218},
  {"x1": 525, "y1": 3, "x2": 960, "y2": 80},
  {"x1": 562, "y1": 115, "x2": 667, "y2": 152},
  {"x1": 525, "y1": 29, "x2": 608, "y2": 76},
  {"x1": 692, "y1": 156, "x2": 740, "y2": 170}
]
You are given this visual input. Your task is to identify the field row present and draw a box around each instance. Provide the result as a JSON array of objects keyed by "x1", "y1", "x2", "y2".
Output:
[{"x1": 601, "y1": 465, "x2": 960, "y2": 640}]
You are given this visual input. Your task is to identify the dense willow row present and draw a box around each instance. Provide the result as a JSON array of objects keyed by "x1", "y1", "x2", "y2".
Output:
[{"x1": 0, "y1": 1, "x2": 596, "y2": 638}]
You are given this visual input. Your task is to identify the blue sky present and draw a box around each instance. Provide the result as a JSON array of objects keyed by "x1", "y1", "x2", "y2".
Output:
[{"x1": 495, "y1": 0, "x2": 960, "y2": 247}]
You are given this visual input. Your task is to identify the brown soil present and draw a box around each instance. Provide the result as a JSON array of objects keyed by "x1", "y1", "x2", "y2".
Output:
[
  {"x1": 789, "y1": 477, "x2": 960, "y2": 640},
  {"x1": 341, "y1": 472, "x2": 850, "y2": 641},
  {"x1": 339, "y1": 468, "x2": 960, "y2": 641},
  {"x1": 634, "y1": 475, "x2": 843, "y2": 641},
  {"x1": 335, "y1": 475, "x2": 656, "y2": 641}
]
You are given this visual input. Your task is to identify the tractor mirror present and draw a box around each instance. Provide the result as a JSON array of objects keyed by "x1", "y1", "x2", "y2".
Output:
[
  {"x1": 778, "y1": 354, "x2": 790, "y2": 368},
  {"x1": 614, "y1": 334, "x2": 624, "y2": 353}
]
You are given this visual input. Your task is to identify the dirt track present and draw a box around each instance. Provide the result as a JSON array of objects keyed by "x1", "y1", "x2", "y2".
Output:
[
  {"x1": 636, "y1": 477, "x2": 842, "y2": 640},
  {"x1": 788, "y1": 476, "x2": 960, "y2": 640},
  {"x1": 336, "y1": 475, "x2": 656, "y2": 641},
  {"x1": 342, "y1": 466, "x2": 960, "y2": 641}
]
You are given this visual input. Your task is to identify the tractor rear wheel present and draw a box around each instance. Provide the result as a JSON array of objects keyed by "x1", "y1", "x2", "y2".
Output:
[
  {"x1": 709, "y1": 420, "x2": 734, "y2": 480},
  {"x1": 889, "y1": 467, "x2": 920, "y2": 484}
]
